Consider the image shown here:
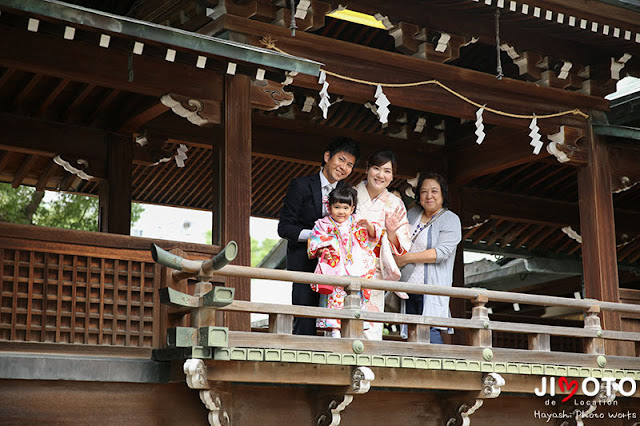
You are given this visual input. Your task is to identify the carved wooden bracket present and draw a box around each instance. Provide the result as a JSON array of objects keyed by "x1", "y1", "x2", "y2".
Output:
[
  {"x1": 446, "y1": 399, "x2": 484, "y2": 426},
  {"x1": 546, "y1": 126, "x2": 586, "y2": 165},
  {"x1": 390, "y1": 22, "x2": 420, "y2": 55},
  {"x1": 612, "y1": 174, "x2": 640, "y2": 194},
  {"x1": 415, "y1": 30, "x2": 472, "y2": 63},
  {"x1": 446, "y1": 373, "x2": 505, "y2": 426},
  {"x1": 480, "y1": 372, "x2": 505, "y2": 398},
  {"x1": 161, "y1": 93, "x2": 219, "y2": 126},
  {"x1": 460, "y1": 212, "x2": 490, "y2": 230},
  {"x1": 53, "y1": 154, "x2": 96, "y2": 180},
  {"x1": 560, "y1": 380, "x2": 617, "y2": 426},
  {"x1": 184, "y1": 358, "x2": 209, "y2": 389},
  {"x1": 317, "y1": 366, "x2": 375, "y2": 426},
  {"x1": 389, "y1": 22, "x2": 471, "y2": 63},
  {"x1": 251, "y1": 78, "x2": 294, "y2": 111},
  {"x1": 204, "y1": 0, "x2": 331, "y2": 34},
  {"x1": 184, "y1": 359, "x2": 230, "y2": 426}
]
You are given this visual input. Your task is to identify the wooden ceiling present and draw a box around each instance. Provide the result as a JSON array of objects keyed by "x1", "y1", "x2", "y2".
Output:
[{"x1": 1, "y1": 0, "x2": 640, "y2": 276}]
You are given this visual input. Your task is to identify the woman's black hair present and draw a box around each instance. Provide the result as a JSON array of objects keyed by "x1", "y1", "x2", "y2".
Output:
[
  {"x1": 366, "y1": 149, "x2": 397, "y2": 174},
  {"x1": 328, "y1": 186, "x2": 358, "y2": 209},
  {"x1": 415, "y1": 172, "x2": 449, "y2": 209}
]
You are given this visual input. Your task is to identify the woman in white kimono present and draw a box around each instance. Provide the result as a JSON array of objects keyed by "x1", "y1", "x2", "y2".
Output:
[{"x1": 354, "y1": 150, "x2": 412, "y2": 340}]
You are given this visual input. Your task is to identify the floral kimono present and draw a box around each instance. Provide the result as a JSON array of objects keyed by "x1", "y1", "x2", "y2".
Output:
[
  {"x1": 307, "y1": 214, "x2": 382, "y2": 329},
  {"x1": 355, "y1": 181, "x2": 412, "y2": 340}
]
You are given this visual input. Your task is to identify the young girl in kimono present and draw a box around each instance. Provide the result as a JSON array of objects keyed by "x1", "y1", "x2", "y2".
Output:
[{"x1": 307, "y1": 186, "x2": 382, "y2": 337}]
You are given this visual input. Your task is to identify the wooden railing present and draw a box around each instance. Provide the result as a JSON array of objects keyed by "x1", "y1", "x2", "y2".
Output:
[
  {"x1": 159, "y1": 263, "x2": 640, "y2": 367},
  {"x1": 3, "y1": 222, "x2": 639, "y2": 367},
  {"x1": 0, "y1": 222, "x2": 220, "y2": 352}
]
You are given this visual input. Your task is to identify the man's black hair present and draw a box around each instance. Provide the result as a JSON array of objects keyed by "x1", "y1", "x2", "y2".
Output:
[{"x1": 321, "y1": 137, "x2": 361, "y2": 166}]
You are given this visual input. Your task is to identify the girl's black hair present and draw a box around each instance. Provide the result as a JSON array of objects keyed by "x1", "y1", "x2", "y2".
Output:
[
  {"x1": 328, "y1": 186, "x2": 358, "y2": 209},
  {"x1": 415, "y1": 172, "x2": 449, "y2": 208}
]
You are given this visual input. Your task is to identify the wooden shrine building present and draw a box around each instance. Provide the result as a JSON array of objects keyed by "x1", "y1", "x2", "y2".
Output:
[{"x1": 1, "y1": 0, "x2": 640, "y2": 424}]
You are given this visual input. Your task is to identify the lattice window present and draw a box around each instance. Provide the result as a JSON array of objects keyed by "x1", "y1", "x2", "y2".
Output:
[{"x1": 0, "y1": 248, "x2": 159, "y2": 347}]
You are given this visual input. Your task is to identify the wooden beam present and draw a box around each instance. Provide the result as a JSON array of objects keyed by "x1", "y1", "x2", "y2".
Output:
[
  {"x1": 250, "y1": 79, "x2": 294, "y2": 111},
  {"x1": 36, "y1": 78, "x2": 70, "y2": 118},
  {"x1": 251, "y1": 114, "x2": 444, "y2": 177},
  {"x1": 0, "y1": 150, "x2": 10, "y2": 174},
  {"x1": 142, "y1": 111, "x2": 444, "y2": 177},
  {"x1": 577, "y1": 128, "x2": 625, "y2": 355},
  {"x1": 0, "y1": 25, "x2": 223, "y2": 102},
  {"x1": 64, "y1": 83, "x2": 97, "y2": 124},
  {"x1": 448, "y1": 127, "x2": 549, "y2": 185},
  {"x1": 217, "y1": 15, "x2": 606, "y2": 130},
  {"x1": 35, "y1": 161, "x2": 56, "y2": 192},
  {"x1": 0, "y1": 113, "x2": 205, "y2": 176},
  {"x1": 119, "y1": 102, "x2": 170, "y2": 134},
  {"x1": 87, "y1": 89, "x2": 122, "y2": 127},
  {"x1": 11, "y1": 73, "x2": 43, "y2": 111},
  {"x1": 609, "y1": 145, "x2": 640, "y2": 179},
  {"x1": 0, "y1": 113, "x2": 108, "y2": 177},
  {"x1": 99, "y1": 135, "x2": 133, "y2": 235},
  {"x1": 11, "y1": 154, "x2": 37, "y2": 188},
  {"x1": 223, "y1": 73, "x2": 252, "y2": 331},
  {"x1": 459, "y1": 187, "x2": 640, "y2": 235},
  {"x1": 334, "y1": 0, "x2": 638, "y2": 63}
]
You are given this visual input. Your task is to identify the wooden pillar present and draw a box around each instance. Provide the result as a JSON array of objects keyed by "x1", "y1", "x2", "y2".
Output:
[
  {"x1": 577, "y1": 124, "x2": 624, "y2": 355},
  {"x1": 99, "y1": 134, "x2": 132, "y2": 235},
  {"x1": 449, "y1": 186, "x2": 467, "y2": 345},
  {"x1": 211, "y1": 143, "x2": 222, "y2": 247},
  {"x1": 223, "y1": 73, "x2": 251, "y2": 331}
]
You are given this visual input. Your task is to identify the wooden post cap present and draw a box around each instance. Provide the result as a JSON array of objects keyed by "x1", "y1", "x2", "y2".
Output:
[
  {"x1": 473, "y1": 295, "x2": 489, "y2": 304},
  {"x1": 586, "y1": 305, "x2": 601, "y2": 314}
]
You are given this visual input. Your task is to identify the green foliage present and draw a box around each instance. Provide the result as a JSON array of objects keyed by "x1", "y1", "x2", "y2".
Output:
[
  {"x1": 131, "y1": 203, "x2": 144, "y2": 226},
  {"x1": 0, "y1": 183, "x2": 144, "y2": 231},
  {"x1": 37, "y1": 193, "x2": 98, "y2": 230},
  {"x1": 0, "y1": 183, "x2": 35, "y2": 224},
  {"x1": 251, "y1": 238, "x2": 278, "y2": 267},
  {"x1": 203, "y1": 230, "x2": 278, "y2": 267}
]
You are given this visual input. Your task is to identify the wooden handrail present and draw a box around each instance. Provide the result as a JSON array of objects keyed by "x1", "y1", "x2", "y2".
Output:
[
  {"x1": 0, "y1": 222, "x2": 221, "y2": 257},
  {"x1": 156, "y1": 258, "x2": 640, "y2": 357},
  {"x1": 212, "y1": 264, "x2": 640, "y2": 315},
  {"x1": 221, "y1": 300, "x2": 640, "y2": 341}
]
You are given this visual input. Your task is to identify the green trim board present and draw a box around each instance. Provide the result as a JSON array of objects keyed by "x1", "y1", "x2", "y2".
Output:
[
  {"x1": 0, "y1": 0, "x2": 322, "y2": 76},
  {"x1": 211, "y1": 347, "x2": 640, "y2": 380}
]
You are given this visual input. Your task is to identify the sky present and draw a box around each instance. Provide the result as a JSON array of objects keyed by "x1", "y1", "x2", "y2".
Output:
[{"x1": 130, "y1": 204, "x2": 279, "y2": 243}]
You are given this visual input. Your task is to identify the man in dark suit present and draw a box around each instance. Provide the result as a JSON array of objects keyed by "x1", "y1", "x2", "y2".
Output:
[{"x1": 278, "y1": 138, "x2": 361, "y2": 335}]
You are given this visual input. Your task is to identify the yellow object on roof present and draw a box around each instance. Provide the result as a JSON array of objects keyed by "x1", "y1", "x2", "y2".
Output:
[{"x1": 326, "y1": 8, "x2": 386, "y2": 29}]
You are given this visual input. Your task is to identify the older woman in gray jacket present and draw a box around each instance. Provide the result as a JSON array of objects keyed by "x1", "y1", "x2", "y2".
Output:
[{"x1": 394, "y1": 172, "x2": 461, "y2": 344}]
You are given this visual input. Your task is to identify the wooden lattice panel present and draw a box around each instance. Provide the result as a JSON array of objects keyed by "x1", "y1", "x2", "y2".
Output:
[{"x1": 0, "y1": 248, "x2": 159, "y2": 347}]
